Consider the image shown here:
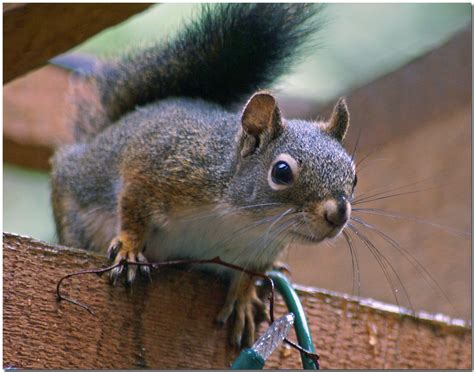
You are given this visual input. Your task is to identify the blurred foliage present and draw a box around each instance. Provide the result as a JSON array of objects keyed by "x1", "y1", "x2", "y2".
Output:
[
  {"x1": 3, "y1": 164, "x2": 56, "y2": 242},
  {"x1": 3, "y1": 3, "x2": 471, "y2": 243}
]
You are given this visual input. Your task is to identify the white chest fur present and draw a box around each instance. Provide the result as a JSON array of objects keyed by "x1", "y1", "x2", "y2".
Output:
[{"x1": 143, "y1": 208, "x2": 287, "y2": 274}]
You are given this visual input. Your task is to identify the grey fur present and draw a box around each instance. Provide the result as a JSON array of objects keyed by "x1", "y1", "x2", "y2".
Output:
[
  {"x1": 50, "y1": 4, "x2": 355, "y2": 348},
  {"x1": 52, "y1": 97, "x2": 355, "y2": 264}
]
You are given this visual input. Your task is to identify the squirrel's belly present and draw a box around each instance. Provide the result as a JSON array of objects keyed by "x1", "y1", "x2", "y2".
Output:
[{"x1": 143, "y1": 213, "x2": 284, "y2": 274}]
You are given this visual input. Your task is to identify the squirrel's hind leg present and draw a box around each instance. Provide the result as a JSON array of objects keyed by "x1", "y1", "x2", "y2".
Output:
[{"x1": 216, "y1": 274, "x2": 269, "y2": 348}]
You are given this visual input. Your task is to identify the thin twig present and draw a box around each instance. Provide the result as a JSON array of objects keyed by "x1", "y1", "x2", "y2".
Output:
[
  {"x1": 284, "y1": 338, "x2": 320, "y2": 367},
  {"x1": 56, "y1": 256, "x2": 319, "y2": 363}
]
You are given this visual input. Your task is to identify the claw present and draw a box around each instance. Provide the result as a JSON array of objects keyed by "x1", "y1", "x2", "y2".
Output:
[
  {"x1": 126, "y1": 264, "x2": 137, "y2": 285},
  {"x1": 231, "y1": 331, "x2": 242, "y2": 349},
  {"x1": 231, "y1": 303, "x2": 245, "y2": 348},
  {"x1": 140, "y1": 264, "x2": 152, "y2": 282},
  {"x1": 107, "y1": 238, "x2": 151, "y2": 286},
  {"x1": 216, "y1": 299, "x2": 236, "y2": 325},
  {"x1": 107, "y1": 239, "x2": 122, "y2": 260},
  {"x1": 136, "y1": 252, "x2": 151, "y2": 283},
  {"x1": 243, "y1": 306, "x2": 255, "y2": 348},
  {"x1": 217, "y1": 276, "x2": 267, "y2": 349},
  {"x1": 229, "y1": 300, "x2": 256, "y2": 348},
  {"x1": 253, "y1": 296, "x2": 270, "y2": 324},
  {"x1": 110, "y1": 264, "x2": 124, "y2": 285}
]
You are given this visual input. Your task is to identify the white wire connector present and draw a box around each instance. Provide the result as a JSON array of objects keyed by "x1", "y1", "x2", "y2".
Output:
[{"x1": 252, "y1": 313, "x2": 295, "y2": 361}]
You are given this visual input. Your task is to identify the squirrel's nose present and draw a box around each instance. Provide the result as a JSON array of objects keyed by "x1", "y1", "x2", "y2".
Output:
[{"x1": 324, "y1": 196, "x2": 350, "y2": 227}]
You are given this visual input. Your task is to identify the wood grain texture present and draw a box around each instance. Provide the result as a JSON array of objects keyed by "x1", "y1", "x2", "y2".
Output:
[
  {"x1": 3, "y1": 233, "x2": 471, "y2": 369},
  {"x1": 3, "y1": 3, "x2": 151, "y2": 83}
]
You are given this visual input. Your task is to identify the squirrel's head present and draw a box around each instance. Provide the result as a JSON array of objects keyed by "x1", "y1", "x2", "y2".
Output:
[{"x1": 228, "y1": 92, "x2": 356, "y2": 243}]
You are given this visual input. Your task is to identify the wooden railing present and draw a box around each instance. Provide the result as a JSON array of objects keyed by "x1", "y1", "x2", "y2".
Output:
[{"x1": 3, "y1": 233, "x2": 471, "y2": 369}]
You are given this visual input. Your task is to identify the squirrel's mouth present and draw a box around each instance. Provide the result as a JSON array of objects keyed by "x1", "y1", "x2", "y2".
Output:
[
  {"x1": 290, "y1": 225, "x2": 345, "y2": 243},
  {"x1": 290, "y1": 230, "x2": 324, "y2": 243}
]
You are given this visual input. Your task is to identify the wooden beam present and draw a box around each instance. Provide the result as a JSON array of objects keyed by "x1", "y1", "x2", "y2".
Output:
[
  {"x1": 3, "y1": 233, "x2": 471, "y2": 369},
  {"x1": 314, "y1": 28, "x2": 471, "y2": 149},
  {"x1": 3, "y1": 65, "x2": 74, "y2": 170},
  {"x1": 3, "y1": 3, "x2": 152, "y2": 83}
]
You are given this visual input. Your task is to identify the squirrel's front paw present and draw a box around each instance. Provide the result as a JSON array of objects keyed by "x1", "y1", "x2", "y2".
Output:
[
  {"x1": 216, "y1": 277, "x2": 269, "y2": 348},
  {"x1": 107, "y1": 236, "x2": 151, "y2": 286}
]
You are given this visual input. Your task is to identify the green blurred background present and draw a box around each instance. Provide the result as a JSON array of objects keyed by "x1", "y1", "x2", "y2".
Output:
[{"x1": 4, "y1": 3, "x2": 471, "y2": 242}]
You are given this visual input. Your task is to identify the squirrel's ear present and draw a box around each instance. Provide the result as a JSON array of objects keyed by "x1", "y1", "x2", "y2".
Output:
[
  {"x1": 324, "y1": 98, "x2": 350, "y2": 142},
  {"x1": 239, "y1": 92, "x2": 283, "y2": 157}
]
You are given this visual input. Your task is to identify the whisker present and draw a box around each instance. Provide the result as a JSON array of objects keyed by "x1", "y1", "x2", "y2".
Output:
[
  {"x1": 235, "y1": 202, "x2": 285, "y2": 210},
  {"x1": 217, "y1": 209, "x2": 301, "y2": 270},
  {"x1": 342, "y1": 229, "x2": 360, "y2": 297},
  {"x1": 348, "y1": 223, "x2": 415, "y2": 314},
  {"x1": 301, "y1": 211, "x2": 316, "y2": 241},
  {"x1": 355, "y1": 158, "x2": 390, "y2": 174},
  {"x1": 350, "y1": 127, "x2": 362, "y2": 162},
  {"x1": 352, "y1": 208, "x2": 470, "y2": 237},
  {"x1": 350, "y1": 216, "x2": 458, "y2": 316},
  {"x1": 179, "y1": 202, "x2": 285, "y2": 222},
  {"x1": 348, "y1": 223, "x2": 401, "y2": 310},
  {"x1": 261, "y1": 208, "x2": 295, "y2": 246},
  {"x1": 210, "y1": 211, "x2": 290, "y2": 252},
  {"x1": 342, "y1": 230, "x2": 356, "y2": 295},
  {"x1": 249, "y1": 210, "x2": 298, "y2": 267},
  {"x1": 249, "y1": 218, "x2": 301, "y2": 272},
  {"x1": 352, "y1": 175, "x2": 439, "y2": 205},
  {"x1": 257, "y1": 217, "x2": 300, "y2": 251},
  {"x1": 353, "y1": 186, "x2": 444, "y2": 206},
  {"x1": 355, "y1": 145, "x2": 381, "y2": 169}
]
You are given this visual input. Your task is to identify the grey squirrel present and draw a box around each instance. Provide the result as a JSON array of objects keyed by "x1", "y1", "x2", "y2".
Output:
[{"x1": 51, "y1": 3, "x2": 357, "y2": 348}]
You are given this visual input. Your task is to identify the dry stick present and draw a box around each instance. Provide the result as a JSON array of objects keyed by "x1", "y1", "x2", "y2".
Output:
[{"x1": 56, "y1": 256, "x2": 319, "y2": 364}]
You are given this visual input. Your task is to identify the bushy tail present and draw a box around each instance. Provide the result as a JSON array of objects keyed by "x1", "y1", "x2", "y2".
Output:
[{"x1": 72, "y1": 3, "x2": 324, "y2": 141}]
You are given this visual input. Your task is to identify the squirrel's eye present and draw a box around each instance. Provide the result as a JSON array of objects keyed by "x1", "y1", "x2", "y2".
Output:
[
  {"x1": 353, "y1": 174, "x2": 358, "y2": 189},
  {"x1": 268, "y1": 153, "x2": 299, "y2": 190},
  {"x1": 271, "y1": 161, "x2": 293, "y2": 185}
]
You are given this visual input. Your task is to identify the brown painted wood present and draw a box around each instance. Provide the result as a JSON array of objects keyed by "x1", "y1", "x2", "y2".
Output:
[
  {"x1": 3, "y1": 233, "x2": 471, "y2": 369},
  {"x1": 3, "y1": 65, "x2": 74, "y2": 170},
  {"x1": 3, "y1": 3, "x2": 152, "y2": 83},
  {"x1": 314, "y1": 28, "x2": 471, "y2": 149}
]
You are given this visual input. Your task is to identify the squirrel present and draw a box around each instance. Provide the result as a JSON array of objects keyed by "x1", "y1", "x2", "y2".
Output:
[{"x1": 50, "y1": 3, "x2": 357, "y2": 348}]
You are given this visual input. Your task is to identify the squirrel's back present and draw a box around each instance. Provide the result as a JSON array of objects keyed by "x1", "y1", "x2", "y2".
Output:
[{"x1": 71, "y1": 3, "x2": 324, "y2": 141}]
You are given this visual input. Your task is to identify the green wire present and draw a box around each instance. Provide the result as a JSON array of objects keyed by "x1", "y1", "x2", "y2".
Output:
[
  {"x1": 230, "y1": 271, "x2": 317, "y2": 369},
  {"x1": 267, "y1": 271, "x2": 318, "y2": 369},
  {"x1": 230, "y1": 348, "x2": 265, "y2": 369}
]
